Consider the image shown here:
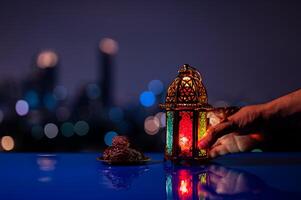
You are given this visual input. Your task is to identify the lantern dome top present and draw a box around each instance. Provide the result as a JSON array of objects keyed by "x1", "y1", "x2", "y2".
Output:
[{"x1": 160, "y1": 64, "x2": 211, "y2": 110}]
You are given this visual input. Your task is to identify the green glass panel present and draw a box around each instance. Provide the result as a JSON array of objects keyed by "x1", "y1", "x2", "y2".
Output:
[
  {"x1": 166, "y1": 111, "x2": 174, "y2": 156},
  {"x1": 198, "y1": 111, "x2": 207, "y2": 156}
]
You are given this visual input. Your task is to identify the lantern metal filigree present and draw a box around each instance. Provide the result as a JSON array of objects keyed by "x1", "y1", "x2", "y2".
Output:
[{"x1": 160, "y1": 64, "x2": 212, "y2": 162}]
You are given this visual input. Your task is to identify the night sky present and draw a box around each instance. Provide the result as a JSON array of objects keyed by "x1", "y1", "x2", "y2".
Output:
[{"x1": 0, "y1": 0, "x2": 300, "y2": 106}]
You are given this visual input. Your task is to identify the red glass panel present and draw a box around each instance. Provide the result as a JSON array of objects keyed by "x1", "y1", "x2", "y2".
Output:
[{"x1": 178, "y1": 111, "x2": 193, "y2": 156}]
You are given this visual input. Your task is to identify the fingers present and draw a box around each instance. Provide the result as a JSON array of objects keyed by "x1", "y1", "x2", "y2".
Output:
[
  {"x1": 209, "y1": 145, "x2": 229, "y2": 158},
  {"x1": 199, "y1": 121, "x2": 235, "y2": 149}
]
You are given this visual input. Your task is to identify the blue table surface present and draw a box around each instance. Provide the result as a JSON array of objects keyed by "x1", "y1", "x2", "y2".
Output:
[{"x1": 1, "y1": 152, "x2": 301, "y2": 200}]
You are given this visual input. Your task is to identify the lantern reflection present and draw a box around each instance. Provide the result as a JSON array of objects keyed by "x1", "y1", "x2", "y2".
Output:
[
  {"x1": 178, "y1": 170, "x2": 193, "y2": 199},
  {"x1": 164, "y1": 164, "x2": 285, "y2": 200},
  {"x1": 165, "y1": 165, "x2": 209, "y2": 200}
]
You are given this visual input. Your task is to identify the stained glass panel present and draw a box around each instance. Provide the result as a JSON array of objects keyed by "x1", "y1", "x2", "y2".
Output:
[
  {"x1": 166, "y1": 111, "x2": 174, "y2": 156},
  {"x1": 179, "y1": 111, "x2": 193, "y2": 157},
  {"x1": 198, "y1": 111, "x2": 207, "y2": 157}
]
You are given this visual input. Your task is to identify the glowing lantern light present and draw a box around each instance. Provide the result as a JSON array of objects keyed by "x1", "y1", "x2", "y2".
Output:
[{"x1": 160, "y1": 64, "x2": 212, "y2": 162}]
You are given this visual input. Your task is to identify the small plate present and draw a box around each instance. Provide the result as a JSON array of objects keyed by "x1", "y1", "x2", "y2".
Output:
[{"x1": 97, "y1": 156, "x2": 151, "y2": 165}]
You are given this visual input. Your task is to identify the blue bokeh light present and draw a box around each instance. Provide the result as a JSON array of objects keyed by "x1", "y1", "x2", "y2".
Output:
[
  {"x1": 24, "y1": 90, "x2": 39, "y2": 108},
  {"x1": 43, "y1": 93, "x2": 57, "y2": 111},
  {"x1": 139, "y1": 91, "x2": 155, "y2": 107},
  {"x1": 148, "y1": 80, "x2": 164, "y2": 95},
  {"x1": 86, "y1": 83, "x2": 101, "y2": 100},
  {"x1": 104, "y1": 131, "x2": 118, "y2": 146},
  {"x1": 108, "y1": 107, "x2": 124, "y2": 122}
]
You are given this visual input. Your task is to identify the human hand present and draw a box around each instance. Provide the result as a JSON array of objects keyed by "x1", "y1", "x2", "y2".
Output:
[
  {"x1": 200, "y1": 104, "x2": 267, "y2": 149},
  {"x1": 208, "y1": 132, "x2": 264, "y2": 158}
]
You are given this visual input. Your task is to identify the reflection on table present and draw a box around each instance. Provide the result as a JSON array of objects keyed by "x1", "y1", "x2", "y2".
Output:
[
  {"x1": 100, "y1": 165, "x2": 150, "y2": 189},
  {"x1": 164, "y1": 163, "x2": 301, "y2": 199}
]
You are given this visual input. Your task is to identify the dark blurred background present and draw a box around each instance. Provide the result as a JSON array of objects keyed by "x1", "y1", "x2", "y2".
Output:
[{"x1": 0, "y1": 0, "x2": 300, "y2": 152}]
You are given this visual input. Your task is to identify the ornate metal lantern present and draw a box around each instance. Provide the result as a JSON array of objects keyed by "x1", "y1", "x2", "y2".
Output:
[{"x1": 160, "y1": 64, "x2": 211, "y2": 162}]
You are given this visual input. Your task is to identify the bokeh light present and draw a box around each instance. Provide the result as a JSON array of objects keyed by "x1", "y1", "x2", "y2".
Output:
[
  {"x1": 144, "y1": 116, "x2": 160, "y2": 135},
  {"x1": 108, "y1": 107, "x2": 124, "y2": 122},
  {"x1": 99, "y1": 38, "x2": 119, "y2": 55},
  {"x1": 24, "y1": 90, "x2": 39, "y2": 108},
  {"x1": 104, "y1": 131, "x2": 118, "y2": 146},
  {"x1": 36, "y1": 50, "x2": 58, "y2": 69},
  {"x1": 155, "y1": 112, "x2": 166, "y2": 128},
  {"x1": 86, "y1": 83, "x2": 101, "y2": 100},
  {"x1": 53, "y1": 85, "x2": 68, "y2": 101},
  {"x1": 148, "y1": 80, "x2": 164, "y2": 95},
  {"x1": 74, "y1": 121, "x2": 90, "y2": 136},
  {"x1": 15, "y1": 100, "x2": 29, "y2": 116},
  {"x1": 56, "y1": 106, "x2": 71, "y2": 121},
  {"x1": 139, "y1": 91, "x2": 156, "y2": 107},
  {"x1": 0, "y1": 109, "x2": 4, "y2": 123},
  {"x1": 31, "y1": 125, "x2": 44, "y2": 140},
  {"x1": 60, "y1": 122, "x2": 74, "y2": 137},
  {"x1": 44, "y1": 123, "x2": 59, "y2": 139},
  {"x1": 1, "y1": 136, "x2": 15, "y2": 151},
  {"x1": 43, "y1": 93, "x2": 57, "y2": 110}
]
